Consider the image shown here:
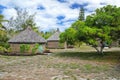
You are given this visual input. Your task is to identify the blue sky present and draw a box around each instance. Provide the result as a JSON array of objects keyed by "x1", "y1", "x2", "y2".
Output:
[{"x1": 0, "y1": 0, "x2": 120, "y2": 31}]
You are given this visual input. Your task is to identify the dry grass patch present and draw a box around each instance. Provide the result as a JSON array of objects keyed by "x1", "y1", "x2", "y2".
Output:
[{"x1": 0, "y1": 49, "x2": 120, "y2": 80}]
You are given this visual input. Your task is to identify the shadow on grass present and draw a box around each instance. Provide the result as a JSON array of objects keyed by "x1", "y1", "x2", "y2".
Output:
[
  {"x1": 0, "y1": 52, "x2": 46, "y2": 56},
  {"x1": 53, "y1": 51, "x2": 120, "y2": 62}
]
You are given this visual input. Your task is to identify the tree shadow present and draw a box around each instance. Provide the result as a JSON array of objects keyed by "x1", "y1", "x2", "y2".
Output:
[{"x1": 53, "y1": 51, "x2": 120, "y2": 62}]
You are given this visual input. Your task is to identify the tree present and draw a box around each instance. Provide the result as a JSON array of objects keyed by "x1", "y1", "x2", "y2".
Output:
[
  {"x1": 0, "y1": 14, "x2": 9, "y2": 51},
  {"x1": 86, "y1": 5, "x2": 120, "y2": 28},
  {"x1": 60, "y1": 27, "x2": 76, "y2": 46},
  {"x1": 40, "y1": 29, "x2": 56, "y2": 39},
  {"x1": 6, "y1": 9, "x2": 38, "y2": 32},
  {"x1": 78, "y1": 7, "x2": 85, "y2": 21},
  {"x1": 0, "y1": 15, "x2": 8, "y2": 30},
  {"x1": 72, "y1": 21, "x2": 111, "y2": 54},
  {"x1": 86, "y1": 5, "x2": 120, "y2": 41},
  {"x1": 74, "y1": 5, "x2": 120, "y2": 54}
]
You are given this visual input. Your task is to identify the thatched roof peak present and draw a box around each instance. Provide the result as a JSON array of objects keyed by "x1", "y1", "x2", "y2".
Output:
[
  {"x1": 8, "y1": 27, "x2": 46, "y2": 43},
  {"x1": 26, "y1": 26, "x2": 32, "y2": 30},
  {"x1": 47, "y1": 30, "x2": 60, "y2": 41}
]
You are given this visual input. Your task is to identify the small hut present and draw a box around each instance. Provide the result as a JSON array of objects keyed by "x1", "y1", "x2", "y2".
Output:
[
  {"x1": 8, "y1": 27, "x2": 46, "y2": 54},
  {"x1": 47, "y1": 29, "x2": 64, "y2": 49}
]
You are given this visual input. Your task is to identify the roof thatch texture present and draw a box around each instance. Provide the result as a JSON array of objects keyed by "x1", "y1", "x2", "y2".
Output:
[
  {"x1": 47, "y1": 31, "x2": 60, "y2": 41},
  {"x1": 8, "y1": 27, "x2": 46, "y2": 43}
]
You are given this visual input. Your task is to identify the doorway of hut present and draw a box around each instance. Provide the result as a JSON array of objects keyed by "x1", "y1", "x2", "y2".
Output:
[{"x1": 38, "y1": 44, "x2": 44, "y2": 53}]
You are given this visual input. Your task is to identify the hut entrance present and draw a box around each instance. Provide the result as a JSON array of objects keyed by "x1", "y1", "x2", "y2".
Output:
[{"x1": 38, "y1": 45, "x2": 44, "y2": 53}]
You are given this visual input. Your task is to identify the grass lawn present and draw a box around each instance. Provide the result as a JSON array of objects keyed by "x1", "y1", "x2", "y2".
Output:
[
  {"x1": 0, "y1": 47, "x2": 120, "y2": 80},
  {"x1": 53, "y1": 51, "x2": 120, "y2": 62}
]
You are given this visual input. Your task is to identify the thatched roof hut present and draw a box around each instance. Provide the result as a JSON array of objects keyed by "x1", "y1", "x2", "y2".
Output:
[
  {"x1": 8, "y1": 27, "x2": 46, "y2": 53},
  {"x1": 8, "y1": 27, "x2": 46, "y2": 43},
  {"x1": 47, "y1": 29, "x2": 64, "y2": 48},
  {"x1": 47, "y1": 31, "x2": 60, "y2": 41}
]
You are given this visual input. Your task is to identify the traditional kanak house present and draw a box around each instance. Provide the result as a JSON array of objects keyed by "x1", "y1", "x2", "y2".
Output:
[
  {"x1": 8, "y1": 27, "x2": 46, "y2": 53},
  {"x1": 47, "y1": 28, "x2": 64, "y2": 49}
]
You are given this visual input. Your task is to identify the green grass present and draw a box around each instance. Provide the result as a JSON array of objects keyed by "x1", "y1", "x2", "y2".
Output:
[{"x1": 53, "y1": 51, "x2": 120, "y2": 62}]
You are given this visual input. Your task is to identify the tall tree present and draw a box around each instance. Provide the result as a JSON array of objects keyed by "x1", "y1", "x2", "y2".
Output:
[
  {"x1": 78, "y1": 7, "x2": 85, "y2": 21},
  {"x1": 6, "y1": 9, "x2": 38, "y2": 32},
  {"x1": 72, "y1": 21, "x2": 111, "y2": 54},
  {"x1": 78, "y1": 5, "x2": 120, "y2": 54},
  {"x1": 86, "y1": 5, "x2": 120, "y2": 41},
  {"x1": 61, "y1": 5, "x2": 120, "y2": 54}
]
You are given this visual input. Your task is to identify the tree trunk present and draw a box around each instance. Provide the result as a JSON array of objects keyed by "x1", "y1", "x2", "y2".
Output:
[
  {"x1": 100, "y1": 46, "x2": 104, "y2": 54},
  {"x1": 64, "y1": 41, "x2": 67, "y2": 49},
  {"x1": 93, "y1": 46, "x2": 100, "y2": 53},
  {"x1": 93, "y1": 46, "x2": 104, "y2": 54}
]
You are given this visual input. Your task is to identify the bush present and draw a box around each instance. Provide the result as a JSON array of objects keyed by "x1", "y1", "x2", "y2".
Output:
[
  {"x1": 32, "y1": 43, "x2": 39, "y2": 54},
  {"x1": 0, "y1": 46, "x2": 7, "y2": 53},
  {"x1": 20, "y1": 44, "x2": 30, "y2": 53},
  {"x1": 0, "y1": 42, "x2": 10, "y2": 49},
  {"x1": 58, "y1": 43, "x2": 65, "y2": 49}
]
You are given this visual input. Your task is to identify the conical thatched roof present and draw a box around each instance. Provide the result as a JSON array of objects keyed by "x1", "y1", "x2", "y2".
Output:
[
  {"x1": 8, "y1": 27, "x2": 46, "y2": 43},
  {"x1": 47, "y1": 30, "x2": 60, "y2": 41}
]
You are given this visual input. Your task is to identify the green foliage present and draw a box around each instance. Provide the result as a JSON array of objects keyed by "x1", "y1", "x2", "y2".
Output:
[
  {"x1": 0, "y1": 30, "x2": 9, "y2": 49},
  {"x1": 20, "y1": 44, "x2": 30, "y2": 53},
  {"x1": 32, "y1": 43, "x2": 39, "y2": 54},
  {"x1": 20, "y1": 44, "x2": 25, "y2": 53},
  {"x1": 60, "y1": 5, "x2": 120, "y2": 53},
  {"x1": 0, "y1": 14, "x2": 8, "y2": 30},
  {"x1": 0, "y1": 14, "x2": 10, "y2": 53},
  {"x1": 85, "y1": 5, "x2": 120, "y2": 41},
  {"x1": 86, "y1": 5, "x2": 120, "y2": 28},
  {"x1": 58, "y1": 43, "x2": 64, "y2": 49},
  {"x1": 0, "y1": 46, "x2": 7, "y2": 53},
  {"x1": 60, "y1": 27, "x2": 76, "y2": 45},
  {"x1": 40, "y1": 29, "x2": 56, "y2": 39},
  {"x1": 41, "y1": 32, "x2": 53, "y2": 39}
]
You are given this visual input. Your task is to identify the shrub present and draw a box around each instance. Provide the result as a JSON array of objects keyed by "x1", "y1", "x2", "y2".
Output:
[
  {"x1": 20, "y1": 44, "x2": 30, "y2": 53},
  {"x1": 0, "y1": 46, "x2": 7, "y2": 53},
  {"x1": 58, "y1": 43, "x2": 65, "y2": 49},
  {"x1": 32, "y1": 43, "x2": 39, "y2": 54}
]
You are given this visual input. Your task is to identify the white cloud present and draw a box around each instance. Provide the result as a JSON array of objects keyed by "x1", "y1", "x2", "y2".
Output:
[
  {"x1": 1, "y1": 0, "x2": 120, "y2": 31},
  {"x1": 2, "y1": 8, "x2": 17, "y2": 19}
]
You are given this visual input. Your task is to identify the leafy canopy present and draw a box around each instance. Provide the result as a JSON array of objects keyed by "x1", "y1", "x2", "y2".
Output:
[{"x1": 60, "y1": 5, "x2": 120, "y2": 53}]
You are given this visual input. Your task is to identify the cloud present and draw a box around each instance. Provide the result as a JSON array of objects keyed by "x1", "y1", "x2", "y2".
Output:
[
  {"x1": 2, "y1": 8, "x2": 17, "y2": 19},
  {"x1": 0, "y1": 0, "x2": 120, "y2": 31}
]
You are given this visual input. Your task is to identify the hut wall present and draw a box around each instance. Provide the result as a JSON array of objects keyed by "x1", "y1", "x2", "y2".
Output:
[
  {"x1": 47, "y1": 41, "x2": 59, "y2": 49},
  {"x1": 10, "y1": 44, "x2": 20, "y2": 53},
  {"x1": 10, "y1": 43, "x2": 46, "y2": 54}
]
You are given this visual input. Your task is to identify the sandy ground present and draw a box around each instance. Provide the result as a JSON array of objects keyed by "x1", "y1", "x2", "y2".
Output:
[{"x1": 0, "y1": 47, "x2": 120, "y2": 80}]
